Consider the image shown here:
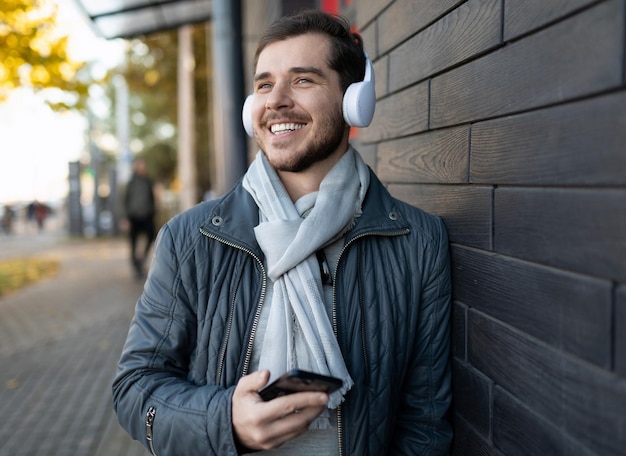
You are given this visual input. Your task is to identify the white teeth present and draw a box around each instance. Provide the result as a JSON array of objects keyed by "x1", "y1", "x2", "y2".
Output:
[{"x1": 270, "y1": 123, "x2": 304, "y2": 134}]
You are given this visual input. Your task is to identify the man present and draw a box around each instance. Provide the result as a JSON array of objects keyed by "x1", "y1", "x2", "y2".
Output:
[
  {"x1": 113, "y1": 10, "x2": 452, "y2": 455},
  {"x1": 123, "y1": 157, "x2": 156, "y2": 278}
]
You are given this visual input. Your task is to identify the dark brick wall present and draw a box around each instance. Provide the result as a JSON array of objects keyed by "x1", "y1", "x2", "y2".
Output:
[
  {"x1": 353, "y1": 0, "x2": 626, "y2": 454},
  {"x1": 240, "y1": 0, "x2": 626, "y2": 453}
]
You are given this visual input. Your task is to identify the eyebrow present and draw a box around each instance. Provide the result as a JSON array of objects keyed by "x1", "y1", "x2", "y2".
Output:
[{"x1": 254, "y1": 66, "x2": 326, "y2": 82}]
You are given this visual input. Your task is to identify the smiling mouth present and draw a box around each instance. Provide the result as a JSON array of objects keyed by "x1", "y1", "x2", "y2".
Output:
[{"x1": 270, "y1": 122, "x2": 306, "y2": 135}]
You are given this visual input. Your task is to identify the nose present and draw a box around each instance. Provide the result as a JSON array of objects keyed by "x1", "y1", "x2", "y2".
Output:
[{"x1": 264, "y1": 82, "x2": 294, "y2": 111}]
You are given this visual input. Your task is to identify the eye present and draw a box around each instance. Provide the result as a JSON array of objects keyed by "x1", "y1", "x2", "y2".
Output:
[
  {"x1": 295, "y1": 78, "x2": 312, "y2": 85},
  {"x1": 256, "y1": 82, "x2": 272, "y2": 92}
]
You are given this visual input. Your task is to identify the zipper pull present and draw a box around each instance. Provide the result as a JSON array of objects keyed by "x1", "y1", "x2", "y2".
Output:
[{"x1": 146, "y1": 406, "x2": 158, "y2": 456}]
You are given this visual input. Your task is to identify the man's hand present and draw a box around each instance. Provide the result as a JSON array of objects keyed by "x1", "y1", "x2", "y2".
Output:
[{"x1": 232, "y1": 370, "x2": 329, "y2": 450}]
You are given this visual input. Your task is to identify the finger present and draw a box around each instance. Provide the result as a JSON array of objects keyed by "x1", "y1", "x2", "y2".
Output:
[
  {"x1": 236, "y1": 370, "x2": 271, "y2": 395},
  {"x1": 259, "y1": 409, "x2": 325, "y2": 448},
  {"x1": 259, "y1": 396, "x2": 329, "y2": 447},
  {"x1": 268, "y1": 391, "x2": 329, "y2": 417},
  {"x1": 261, "y1": 392, "x2": 328, "y2": 429},
  {"x1": 278, "y1": 403, "x2": 325, "y2": 423}
]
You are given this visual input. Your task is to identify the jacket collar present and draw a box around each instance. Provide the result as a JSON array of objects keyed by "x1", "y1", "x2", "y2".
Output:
[
  {"x1": 199, "y1": 181, "x2": 263, "y2": 258},
  {"x1": 345, "y1": 169, "x2": 410, "y2": 241},
  {"x1": 199, "y1": 169, "x2": 409, "y2": 256}
]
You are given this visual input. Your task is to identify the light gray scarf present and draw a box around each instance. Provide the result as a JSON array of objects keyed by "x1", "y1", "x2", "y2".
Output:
[{"x1": 242, "y1": 147, "x2": 370, "y2": 409}]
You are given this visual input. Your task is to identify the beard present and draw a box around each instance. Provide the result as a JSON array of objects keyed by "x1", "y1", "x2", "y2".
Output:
[{"x1": 259, "y1": 106, "x2": 347, "y2": 173}]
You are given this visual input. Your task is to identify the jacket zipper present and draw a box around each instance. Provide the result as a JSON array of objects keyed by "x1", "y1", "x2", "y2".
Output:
[
  {"x1": 199, "y1": 228, "x2": 267, "y2": 379},
  {"x1": 332, "y1": 228, "x2": 410, "y2": 456},
  {"x1": 146, "y1": 406, "x2": 158, "y2": 456}
]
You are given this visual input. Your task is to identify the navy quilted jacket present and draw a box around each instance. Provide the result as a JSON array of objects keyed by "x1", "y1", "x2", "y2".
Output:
[{"x1": 112, "y1": 168, "x2": 453, "y2": 455}]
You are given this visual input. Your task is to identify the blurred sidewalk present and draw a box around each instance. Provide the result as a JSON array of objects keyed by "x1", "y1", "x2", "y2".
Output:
[{"x1": 0, "y1": 224, "x2": 149, "y2": 455}]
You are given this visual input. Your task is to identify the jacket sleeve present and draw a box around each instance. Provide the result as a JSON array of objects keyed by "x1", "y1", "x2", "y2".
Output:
[
  {"x1": 392, "y1": 216, "x2": 453, "y2": 455},
  {"x1": 112, "y1": 223, "x2": 240, "y2": 456}
]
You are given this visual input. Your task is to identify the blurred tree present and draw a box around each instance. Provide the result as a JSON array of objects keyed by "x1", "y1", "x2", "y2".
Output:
[{"x1": 0, "y1": 0, "x2": 92, "y2": 109}]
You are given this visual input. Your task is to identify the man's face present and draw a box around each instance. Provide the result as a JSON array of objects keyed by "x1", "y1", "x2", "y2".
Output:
[{"x1": 251, "y1": 33, "x2": 348, "y2": 173}]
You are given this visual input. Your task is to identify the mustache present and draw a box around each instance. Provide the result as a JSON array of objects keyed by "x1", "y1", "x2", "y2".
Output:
[{"x1": 261, "y1": 112, "x2": 311, "y2": 125}]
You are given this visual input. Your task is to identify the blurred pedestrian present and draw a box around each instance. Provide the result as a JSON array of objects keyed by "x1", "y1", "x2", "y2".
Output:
[
  {"x1": 1, "y1": 204, "x2": 14, "y2": 235},
  {"x1": 123, "y1": 157, "x2": 156, "y2": 279},
  {"x1": 33, "y1": 201, "x2": 48, "y2": 232}
]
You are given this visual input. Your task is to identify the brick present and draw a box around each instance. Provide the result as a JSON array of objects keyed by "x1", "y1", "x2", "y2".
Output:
[
  {"x1": 360, "y1": 82, "x2": 429, "y2": 142},
  {"x1": 468, "y1": 310, "x2": 563, "y2": 424},
  {"x1": 453, "y1": 246, "x2": 612, "y2": 367},
  {"x1": 378, "y1": 0, "x2": 465, "y2": 55},
  {"x1": 355, "y1": 140, "x2": 377, "y2": 170},
  {"x1": 504, "y1": 0, "x2": 599, "y2": 40},
  {"x1": 431, "y1": 0, "x2": 624, "y2": 127},
  {"x1": 495, "y1": 188, "x2": 626, "y2": 283},
  {"x1": 468, "y1": 311, "x2": 626, "y2": 455},
  {"x1": 451, "y1": 415, "x2": 497, "y2": 456},
  {"x1": 470, "y1": 93, "x2": 626, "y2": 186},
  {"x1": 561, "y1": 356, "x2": 626, "y2": 454},
  {"x1": 356, "y1": 0, "x2": 394, "y2": 28},
  {"x1": 373, "y1": 54, "x2": 388, "y2": 98},
  {"x1": 453, "y1": 360, "x2": 492, "y2": 437},
  {"x1": 389, "y1": 0, "x2": 500, "y2": 92},
  {"x1": 360, "y1": 21, "x2": 378, "y2": 58},
  {"x1": 493, "y1": 386, "x2": 596, "y2": 456},
  {"x1": 377, "y1": 126, "x2": 469, "y2": 183}
]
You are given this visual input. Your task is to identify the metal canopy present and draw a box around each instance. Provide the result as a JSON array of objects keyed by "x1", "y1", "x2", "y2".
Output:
[{"x1": 72, "y1": 0, "x2": 213, "y2": 39}]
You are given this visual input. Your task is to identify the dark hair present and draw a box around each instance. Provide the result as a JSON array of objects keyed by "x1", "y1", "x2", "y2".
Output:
[{"x1": 254, "y1": 10, "x2": 366, "y2": 92}]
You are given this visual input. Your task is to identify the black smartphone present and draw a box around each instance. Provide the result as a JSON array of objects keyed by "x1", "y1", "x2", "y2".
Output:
[{"x1": 258, "y1": 369, "x2": 343, "y2": 401}]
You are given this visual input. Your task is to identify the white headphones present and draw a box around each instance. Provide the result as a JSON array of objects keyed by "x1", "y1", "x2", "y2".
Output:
[{"x1": 242, "y1": 51, "x2": 376, "y2": 137}]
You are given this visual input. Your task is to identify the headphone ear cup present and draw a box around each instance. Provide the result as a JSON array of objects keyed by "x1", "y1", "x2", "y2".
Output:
[
  {"x1": 342, "y1": 80, "x2": 375, "y2": 127},
  {"x1": 242, "y1": 94, "x2": 254, "y2": 137}
]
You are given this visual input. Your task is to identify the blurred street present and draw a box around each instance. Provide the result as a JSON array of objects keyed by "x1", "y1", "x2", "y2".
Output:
[{"x1": 0, "y1": 215, "x2": 149, "y2": 455}]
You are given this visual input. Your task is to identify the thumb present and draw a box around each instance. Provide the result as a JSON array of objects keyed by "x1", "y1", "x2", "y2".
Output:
[{"x1": 240, "y1": 369, "x2": 271, "y2": 391}]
